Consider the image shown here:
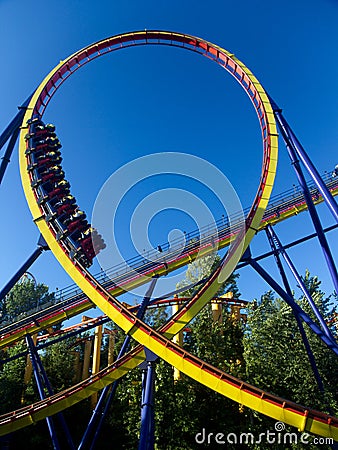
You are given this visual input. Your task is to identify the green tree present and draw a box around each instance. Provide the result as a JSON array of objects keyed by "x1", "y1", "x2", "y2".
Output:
[
  {"x1": 176, "y1": 252, "x2": 240, "y2": 298},
  {"x1": 0, "y1": 340, "x2": 27, "y2": 415},
  {"x1": 0, "y1": 279, "x2": 54, "y2": 323},
  {"x1": 171, "y1": 251, "x2": 247, "y2": 450},
  {"x1": 243, "y1": 272, "x2": 338, "y2": 449},
  {"x1": 0, "y1": 281, "x2": 78, "y2": 449},
  {"x1": 0, "y1": 281, "x2": 55, "y2": 415},
  {"x1": 110, "y1": 252, "x2": 246, "y2": 449},
  {"x1": 41, "y1": 338, "x2": 76, "y2": 392}
]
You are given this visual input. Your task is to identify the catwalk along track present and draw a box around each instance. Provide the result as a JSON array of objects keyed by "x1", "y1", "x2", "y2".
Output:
[{"x1": 0, "y1": 31, "x2": 337, "y2": 441}]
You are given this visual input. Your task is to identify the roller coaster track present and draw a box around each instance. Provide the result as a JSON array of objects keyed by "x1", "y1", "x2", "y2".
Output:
[
  {"x1": 0, "y1": 295, "x2": 248, "y2": 365},
  {"x1": 1, "y1": 172, "x2": 337, "y2": 348},
  {"x1": 1, "y1": 31, "x2": 337, "y2": 441}
]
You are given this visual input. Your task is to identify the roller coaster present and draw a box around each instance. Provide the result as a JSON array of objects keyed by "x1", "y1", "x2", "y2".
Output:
[{"x1": 0, "y1": 30, "x2": 338, "y2": 449}]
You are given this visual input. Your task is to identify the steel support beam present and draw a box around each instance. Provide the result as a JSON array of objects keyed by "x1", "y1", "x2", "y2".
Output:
[
  {"x1": 138, "y1": 351, "x2": 157, "y2": 450},
  {"x1": 269, "y1": 97, "x2": 338, "y2": 224},
  {"x1": 26, "y1": 335, "x2": 75, "y2": 449},
  {"x1": 271, "y1": 103, "x2": 338, "y2": 293},
  {"x1": 244, "y1": 252, "x2": 338, "y2": 355},
  {"x1": 0, "y1": 94, "x2": 33, "y2": 151},
  {"x1": 26, "y1": 334, "x2": 61, "y2": 450},
  {"x1": 266, "y1": 225, "x2": 335, "y2": 341},
  {"x1": 79, "y1": 276, "x2": 158, "y2": 450},
  {"x1": 0, "y1": 235, "x2": 49, "y2": 302},
  {"x1": 265, "y1": 228, "x2": 324, "y2": 393},
  {"x1": 0, "y1": 127, "x2": 20, "y2": 185}
]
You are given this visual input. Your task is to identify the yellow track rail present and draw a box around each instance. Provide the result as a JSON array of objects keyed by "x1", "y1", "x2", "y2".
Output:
[
  {"x1": 6, "y1": 31, "x2": 336, "y2": 440},
  {"x1": 1, "y1": 183, "x2": 337, "y2": 350}
]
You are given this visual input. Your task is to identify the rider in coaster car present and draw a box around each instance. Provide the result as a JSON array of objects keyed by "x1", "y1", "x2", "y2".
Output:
[
  {"x1": 39, "y1": 164, "x2": 63, "y2": 175},
  {"x1": 40, "y1": 176, "x2": 68, "y2": 192},
  {"x1": 33, "y1": 138, "x2": 61, "y2": 151},
  {"x1": 81, "y1": 242, "x2": 96, "y2": 261},
  {"x1": 47, "y1": 195, "x2": 77, "y2": 218},
  {"x1": 77, "y1": 227, "x2": 106, "y2": 262},
  {"x1": 33, "y1": 150, "x2": 62, "y2": 161},
  {"x1": 32, "y1": 157, "x2": 62, "y2": 171},
  {"x1": 47, "y1": 185, "x2": 71, "y2": 200},
  {"x1": 25, "y1": 128, "x2": 56, "y2": 140},
  {"x1": 45, "y1": 123, "x2": 56, "y2": 132},
  {"x1": 56, "y1": 203, "x2": 76, "y2": 216},
  {"x1": 26, "y1": 139, "x2": 62, "y2": 154},
  {"x1": 51, "y1": 195, "x2": 76, "y2": 208},
  {"x1": 31, "y1": 166, "x2": 65, "y2": 188},
  {"x1": 56, "y1": 179, "x2": 70, "y2": 190},
  {"x1": 31, "y1": 123, "x2": 55, "y2": 133},
  {"x1": 33, "y1": 167, "x2": 64, "y2": 184},
  {"x1": 45, "y1": 136, "x2": 60, "y2": 145},
  {"x1": 27, "y1": 117, "x2": 43, "y2": 126},
  {"x1": 68, "y1": 223, "x2": 91, "y2": 246},
  {"x1": 37, "y1": 153, "x2": 62, "y2": 164},
  {"x1": 80, "y1": 228, "x2": 106, "y2": 257},
  {"x1": 39, "y1": 170, "x2": 65, "y2": 185},
  {"x1": 34, "y1": 137, "x2": 60, "y2": 148},
  {"x1": 29, "y1": 151, "x2": 62, "y2": 167},
  {"x1": 67, "y1": 216, "x2": 88, "y2": 234}
]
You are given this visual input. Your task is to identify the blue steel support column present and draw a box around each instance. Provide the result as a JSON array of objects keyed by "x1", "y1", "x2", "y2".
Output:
[
  {"x1": 247, "y1": 251, "x2": 338, "y2": 450},
  {"x1": 79, "y1": 276, "x2": 158, "y2": 450},
  {"x1": 236, "y1": 224, "x2": 338, "y2": 271},
  {"x1": 288, "y1": 123, "x2": 338, "y2": 223},
  {"x1": 26, "y1": 335, "x2": 61, "y2": 450},
  {"x1": 138, "y1": 350, "x2": 157, "y2": 450},
  {"x1": 141, "y1": 367, "x2": 147, "y2": 407},
  {"x1": 149, "y1": 380, "x2": 155, "y2": 450},
  {"x1": 240, "y1": 248, "x2": 338, "y2": 355},
  {"x1": 265, "y1": 228, "x2": 293, "y2": 296},
  {"x1": 271, "y1": 104, "x2": 338, "y2": 294},
  {"x1": 266, "y1": 224, "x2": 335, "y2": 341},
  {"x1": 27, "y1": 338, "x2": 75, "y2": 449},
  {"x1": 0, "y1": 235, "x2": 49, "y2": 301},
  {"x1": 0, "y1": 94, "x2": 34, "y2": 184},
  {"x1": 269, "y1": 97, "x2": 338, "y2": 224},
  {"x1": 0, "y1": 127, "x2": 20, "y2": 185},
  {"x1": 0, "y1": 94, "x2": 33, "y2": 151},
  {"x1": 264, "y1": 228, "x2": 325, "y2": 393}
]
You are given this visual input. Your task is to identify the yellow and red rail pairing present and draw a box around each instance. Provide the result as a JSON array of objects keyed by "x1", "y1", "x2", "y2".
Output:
[
  {"x1": 1, "y1": 175, "x2": 337, "y2": 349},
  {"x1": 0, "y1": 31, "x2": 335, "y2": 440}
]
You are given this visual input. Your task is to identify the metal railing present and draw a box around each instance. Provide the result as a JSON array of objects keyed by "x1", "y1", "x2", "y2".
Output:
[{"x1": 1, "y1": 170, "x2": 337, "y2": 332}]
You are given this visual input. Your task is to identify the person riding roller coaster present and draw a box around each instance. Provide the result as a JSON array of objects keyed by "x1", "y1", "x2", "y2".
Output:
[
  {"x1": 24, "y1": 123, "x2": 56, "y2": 140},
  {"x1": 26, "y1": 125, "x2": 60, "y2": 143},
  {"x1": 28, "y1": 153, "x2": 62, "y2": 171},
  {"x1": 33, "y1": 138, "x2": 61, "y2": 152},
  {"x1": 36, "y1": 153, "x2": 62, "y2": 166},
  {"x1": 92, "y1": 229, "x2": 106, "y2": 253},
  {"x1": 80, "y1": 228, "x2": 106, "y2": 260},
  {"x1": 53, "y1": 196, "x2": 77, "y2": 215},
  {"x1": 31, "y1": 167, "x2": 65, "y2": 187},
  {"x1": 26, "y1": 117, "x2": 55, "y2": 133},
  {"x1": 26, "y1": 118, "x2": 106, "y2": 267},
  {"x1": 47, "y1": 186, "x2": 71, "y2": 201},
  {"x1": 25, "y1": 138, "x2": 61, "y2": 156},
  {"x1": 37, "y1": 178, "x2": 69, "y2": 194},
  {"x1": 65, "y1": 211, "x2": 88, "y2": 234}
]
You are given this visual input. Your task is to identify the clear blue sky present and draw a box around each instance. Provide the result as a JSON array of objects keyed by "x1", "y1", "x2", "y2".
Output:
[{"x1": 0, "y1": 0, "x2": 337, "y2": 307}]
